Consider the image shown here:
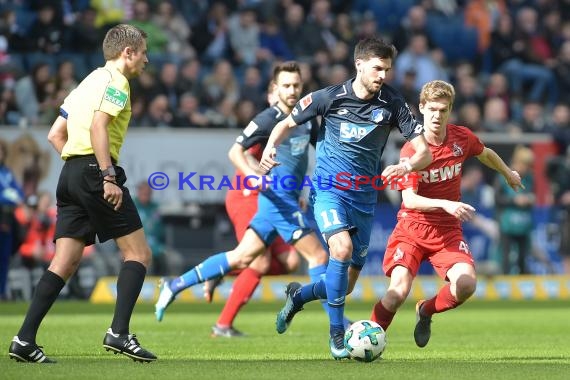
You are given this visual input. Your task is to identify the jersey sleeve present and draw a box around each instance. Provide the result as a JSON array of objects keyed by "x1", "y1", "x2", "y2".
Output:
[
  {"x1": 394, "y1": 98, "x2": 423, "y2": 141},
  {"x1": 465, "y1": 127, "x2": 485, "y2": 157},
  {"x1": 235, "y1": 110, "x2": 276, "y2": 150},
  {"x1": 97, "y1": 72, "x2": 129, "y2": 117},
  {"x1": 291, "y1": 88, "x2": 331, "y2": 126},
  {"x1": 399, "y1": 141, "x2": 415, "y2": 161}
]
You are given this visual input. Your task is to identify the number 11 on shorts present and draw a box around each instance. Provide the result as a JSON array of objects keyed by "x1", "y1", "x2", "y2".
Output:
[{"x1": 320, "y1": 209, "x2": 341, "y2": 229}]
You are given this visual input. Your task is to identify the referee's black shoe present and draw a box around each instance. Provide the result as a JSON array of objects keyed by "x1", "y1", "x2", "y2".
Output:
[
  {"x1": 103, "y1": 328, "x2": 157, "y2": 362},
  {"x1": 8, "y1": 336, "x2": 56, "y2": 363}
]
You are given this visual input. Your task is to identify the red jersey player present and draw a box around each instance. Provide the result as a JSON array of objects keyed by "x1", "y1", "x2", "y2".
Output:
[
  {"x1": 205, "y1": 84, "x2": 300, "y2": 338},
  {"x1": 370, "y1": 80, "x2": 523, "y2": 348}
]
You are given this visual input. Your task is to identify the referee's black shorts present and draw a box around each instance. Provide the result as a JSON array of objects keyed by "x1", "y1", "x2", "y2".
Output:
[{"x1": 54, "y1": 155, "x2": 142, "y2": 246}]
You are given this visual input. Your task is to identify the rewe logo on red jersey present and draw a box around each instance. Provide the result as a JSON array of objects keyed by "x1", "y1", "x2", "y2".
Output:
[{"x1": 418, "y1": 163, "x2": 462, "y2": 183}]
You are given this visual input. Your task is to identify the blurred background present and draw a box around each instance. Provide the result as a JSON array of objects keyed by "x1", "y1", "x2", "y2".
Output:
[{"x1": 1, "y1": 0, "x2": 569, "y2": 302}]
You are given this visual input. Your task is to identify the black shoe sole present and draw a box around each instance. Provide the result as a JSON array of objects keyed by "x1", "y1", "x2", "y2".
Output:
[
  {"x1": 103, "y1": 344, "x2": 157, "y2": 363},
  {"x1": 9, "y1": 353, "x2": 28, "y2": 363},
  {"x1": 9, "y1": 353, "x2": 56, "y2": 363}
]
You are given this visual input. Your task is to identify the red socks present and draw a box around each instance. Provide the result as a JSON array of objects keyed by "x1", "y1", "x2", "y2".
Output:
[
  {"x1": 370, "y1": 301, "x2": 396, "y2": 331},
  {"x1": 216, "y1": 268, "x2": 262, "y2": 327},
  {"x1": 370, "y1": 284, "x2": 462, "y2": 331},
  {"x1": 420, "y1": 283, "x2": 460, "y2": 316}
]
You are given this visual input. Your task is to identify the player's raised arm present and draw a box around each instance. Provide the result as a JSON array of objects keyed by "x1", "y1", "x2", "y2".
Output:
[
  {"x1": 259, "y1": 114, "x2": 298, "y2": 172},
  {"x1": 382, "y1": 135, "x2": 431, "y2": 181},
  {"x1": 406, "y1": 134, "x2": 432, "y2": 171},
  {"x1": 382, "y1": 93, "x2": 432, "y2": 181},
  {"x1": 476, "y1": 147, "x2": 524, "y2": 191}
]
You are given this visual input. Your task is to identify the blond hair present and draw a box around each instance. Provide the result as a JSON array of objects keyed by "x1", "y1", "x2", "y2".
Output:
[
  {"x1": 512, "y1": 145, "x2": 534, "y2": 165},
  {"x1": 102, "y1": 24, "x2": 147, "y2": 60},
  {"x1": 420, "y1": 80, "x2": 456, "y2": 106}
]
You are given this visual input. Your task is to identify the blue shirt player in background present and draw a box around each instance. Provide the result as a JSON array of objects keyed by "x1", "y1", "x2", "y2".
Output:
[
  {"x1": 260, "y1": 37, "x2": 432, "y2": 359},
  {"x1": 154, "y1": 62, "x2": 330, "y2": 323}
]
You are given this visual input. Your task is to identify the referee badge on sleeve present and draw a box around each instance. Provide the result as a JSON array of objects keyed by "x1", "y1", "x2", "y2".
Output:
[{"x1": 104, "y1": 86, "x2": 128, "y2": 108}]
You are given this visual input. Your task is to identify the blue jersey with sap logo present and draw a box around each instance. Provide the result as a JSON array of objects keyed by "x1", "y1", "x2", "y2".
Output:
[
  {"x1": 236, "y1": 105, "x2": 317, "y2": 202},
  {"x1": 290, "y1": 78, "x2": 423, "y2": 206}
]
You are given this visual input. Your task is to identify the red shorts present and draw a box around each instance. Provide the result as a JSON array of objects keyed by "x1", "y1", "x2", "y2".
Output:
[
  {"x1": 382, "y1": 218, "x2": 474, "y2": 280},
  {"x1": 225, "y1": 189, "x2": 295, "y2": 275}
]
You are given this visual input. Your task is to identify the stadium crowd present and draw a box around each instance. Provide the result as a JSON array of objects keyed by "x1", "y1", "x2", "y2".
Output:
[{"x1": 0, "y1": 0, "x2": 568, "y2": 137}]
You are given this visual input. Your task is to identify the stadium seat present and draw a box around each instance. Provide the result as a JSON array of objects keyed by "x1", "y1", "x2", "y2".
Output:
[
  {"x1": 14, "y1": 8, "x2": 36, "y2": 34},
  {"x1": 427, "y1": 18, "x2": 479, "y2": 64},
  {"x1": 7, "y1": 267, "x2": 32, "y2": 301},
  {"x1": 352, "y1": 0, "x2": 411, "y2": 34},
  {"x1": 57, "y1": 53, "x2": 89, "y2": 79}
]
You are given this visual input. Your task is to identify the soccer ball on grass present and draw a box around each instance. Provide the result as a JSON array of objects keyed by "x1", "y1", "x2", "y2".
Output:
[{"x1": 344, "y1": 320, "x2": 387, "y2": 362}]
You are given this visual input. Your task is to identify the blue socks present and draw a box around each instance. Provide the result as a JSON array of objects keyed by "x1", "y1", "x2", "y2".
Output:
[
  {"x1": 294, "y1": 261, "x2": 352, "y2": 330},
  {"x1": 169, "y1": 252, "x2": 230, "y2": 295},
  {"x1": 295, "y1": 279, "x2": 327, "y2": 305},
  {"x1": 308, "y1": 264, "x2": 329, "y2": 312},
  {"x1": 325, "y1": 257, "x2": 350, "y2": 333},
  {"x1": 308, "y1": 264, "x2": 327, "y2": 291}
]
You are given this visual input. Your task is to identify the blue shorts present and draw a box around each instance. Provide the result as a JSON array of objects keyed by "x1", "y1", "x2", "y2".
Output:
[
  {"x1": 311, "y1": 190, "x2": 374, "y2": 269},
  {"x1": 249, "y1": 192, "x2": 313, "y2": 245}
]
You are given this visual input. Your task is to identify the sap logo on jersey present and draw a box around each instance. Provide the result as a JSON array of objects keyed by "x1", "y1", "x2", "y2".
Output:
[
  {"x1": 419, "y1": 163, "x2": 462, "y2": 183},
  {"x1": 339, "y1": 122, "x2": 375, "y2": 142}
]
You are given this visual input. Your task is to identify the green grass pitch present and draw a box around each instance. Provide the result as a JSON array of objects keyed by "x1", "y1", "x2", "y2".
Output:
[{"x1": 1, "y1": 299, "x2": 568, "y2": 379}]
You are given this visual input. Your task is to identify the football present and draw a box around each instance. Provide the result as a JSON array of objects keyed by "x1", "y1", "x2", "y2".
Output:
[{"x1": 344, "y1": 320, "x2": 387, "y2": 362}]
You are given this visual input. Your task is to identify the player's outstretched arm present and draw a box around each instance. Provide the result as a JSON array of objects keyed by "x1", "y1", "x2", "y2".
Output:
[
  {"x1": 381, "y1": 135, "x2": 432, "y2": 181},
  {"x1": 402, "y1": 188, "x2": 475, "y2": 222},
  {"x1": 47, "y1": 115, "x2": 68, "y2": 155},
  {"x1": 259, "y1": 115, "x2": 298, "y2": 173},
  {"x1": 476, "y1": 147, "x2": 524, "y2": 191}
]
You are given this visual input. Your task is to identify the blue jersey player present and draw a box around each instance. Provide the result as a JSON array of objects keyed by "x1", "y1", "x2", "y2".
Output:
[
  {"x1": 154, "y1": 62, "x2": 331, "y2": 323},
  {"x1": 259, "y1": 37, "x2": 432, "y2": 359}
]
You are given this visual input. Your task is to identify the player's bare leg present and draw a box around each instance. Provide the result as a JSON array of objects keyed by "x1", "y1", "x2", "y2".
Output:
[
  {"x1": 155, "y1": 229, "x2": 265, "y2": 321},
  {"x1": 370, "y1": 265, "x2": 413, "y2": 331},
  {"x1": 211, "y1": 250, "x2": 271, "y2": 337},
  {"x1": 415, "y1": 263, "x2": 476, "y2": 347}
]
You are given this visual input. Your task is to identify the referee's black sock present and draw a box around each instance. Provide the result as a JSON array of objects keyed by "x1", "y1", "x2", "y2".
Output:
[
  {"x1": 18, "y1": 270, "x2": 66, "y2": 344},
  {"x1": 110, "y1": 261, "x2": 146, "y2": 335}
]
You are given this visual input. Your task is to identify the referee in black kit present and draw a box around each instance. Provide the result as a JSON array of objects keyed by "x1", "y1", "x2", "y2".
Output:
[{"x1": 9, "y1": 24, "x2": 157, "y2": 364}]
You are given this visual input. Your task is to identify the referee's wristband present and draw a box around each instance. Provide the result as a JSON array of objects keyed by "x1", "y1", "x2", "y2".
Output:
[{"x1": 403, "y1": 161, "x2": 413, "y2": 173}]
